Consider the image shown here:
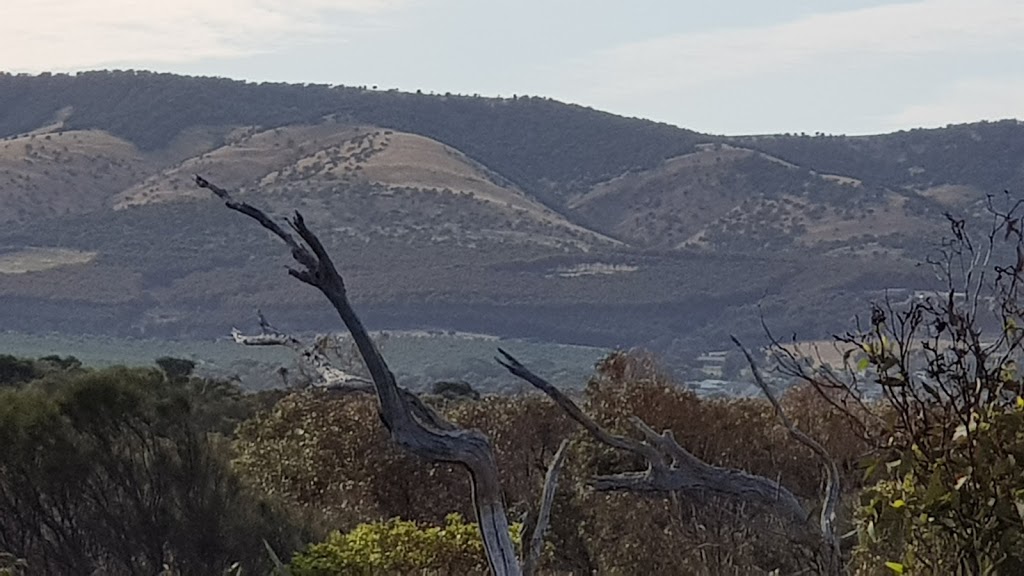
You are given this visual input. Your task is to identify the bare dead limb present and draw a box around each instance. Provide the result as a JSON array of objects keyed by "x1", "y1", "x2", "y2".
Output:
[
  {"x1": 732, "y1": 336, "x2": 842, "y2": 575},
  {"x1": 197, "y1": 175, "x2": 521, "y2": 575},
  {"x1": 231, "y1": 312, "x2": 454, "y2": 431},
  {"x1": 522, "y1": 439, "x2": 569, "y2": 576},
  {"x1": 494, "y1": 349, "x2": 813, "y2": 534},
  {"x1": 232, "y1": 310, "x2": 371, "y2": 387}
]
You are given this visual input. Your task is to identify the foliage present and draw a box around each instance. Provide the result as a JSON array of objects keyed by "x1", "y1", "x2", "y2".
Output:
[
  {"x1": 0, "y1": 353, "x2": 83, "y2": 387},
  {"x1": 739, "y1": 121, "x2": 1024, "y2": 194},
  {"x1": 854, "y1": 403, "x2": 1024, "y2": 574},
  {"x1": 775, "y1": 198, "x2": 1024, "y2": 573},
  {"x1": 234, "y1": 349, "x2": 869, "y2": 574},
  {"x1": 289, "y1": 514, "x2": 521, "y2": 575},
  {"x1": 0, "y1": 361, "x2": 306, "y2": 575},
  {"x1": 430, "y1": 379, "x2": 480, "y2": 400},
  {"x1": 155, "y1": 355, "x2": 196, "y2": 380},
  {"x1": 0, "y1": 354, "x2": 37, "y2": 386}
]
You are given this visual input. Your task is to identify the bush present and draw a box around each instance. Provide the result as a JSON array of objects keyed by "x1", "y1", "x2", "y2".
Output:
[
  {"x1": 779, "y1": 200, "x2": 1024, "y2": 574},
  {"x1": 290, "y1": 514, "x2": 521, "y2": 575},
  {"x1": 853, "y1": 400, "x2": 1024, "y2": 574},
  {"x1": 0, "y1": 364, "x2": 307, "y2": 575}
]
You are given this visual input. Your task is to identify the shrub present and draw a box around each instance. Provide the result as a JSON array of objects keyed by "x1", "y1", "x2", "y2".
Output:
[
  {"x1": 290, "y1": 514, "x2": 521, "y2": 575},
  {"x1": 853, "y1": 400, "x2": 1024, "y2": 574},
  {"x1": 0, "y1": 364, "x2": 306, "y2": 575}
]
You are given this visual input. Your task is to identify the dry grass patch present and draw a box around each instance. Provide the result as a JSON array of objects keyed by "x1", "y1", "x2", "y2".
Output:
[{"x1": 0, "y1": 247, "x2": 97, "y2": 274}]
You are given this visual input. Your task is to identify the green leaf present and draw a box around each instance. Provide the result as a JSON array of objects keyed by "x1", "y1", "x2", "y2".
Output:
[
  {"x1": 885, "y1": 561, "x2": 905, "y2": 574},
  {"x1": 857, "y1": 357, "x2": 871, "y2": 372}
]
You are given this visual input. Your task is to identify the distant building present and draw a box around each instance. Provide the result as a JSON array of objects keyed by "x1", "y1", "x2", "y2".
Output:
[{"x1": 695, "y1": 351, "x2": 728, "y2": 378}]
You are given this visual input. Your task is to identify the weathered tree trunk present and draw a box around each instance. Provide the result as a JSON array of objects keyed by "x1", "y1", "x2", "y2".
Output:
[
  {"x1": 201, "y1": 176, "x2": 581, "y2": 575},
  {"x1": 196, "y1": 176, "x2": 522, "y2": 575}
]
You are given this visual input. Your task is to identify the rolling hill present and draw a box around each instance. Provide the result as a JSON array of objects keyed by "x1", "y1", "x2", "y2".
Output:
[{"x1": 0, "y1": 70, "x2": 1021, "y2": 368}]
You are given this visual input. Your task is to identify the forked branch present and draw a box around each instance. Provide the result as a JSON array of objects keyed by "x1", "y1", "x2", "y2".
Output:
[
  {"x1": 197, "y1": 175, "x2": 521, "y2": 575},
  {"x1": 732, "y1": 336, "x2": 842, "y2": 575},
  {"x1": 522, "y1": 439, "x2": 569, "y2": 576},
  {"x1": 495, "y1": 349, "x2": 812, "y2": 531},
  {"x1": 231, "y1": 312, "x2": 453, "y2": 431}
]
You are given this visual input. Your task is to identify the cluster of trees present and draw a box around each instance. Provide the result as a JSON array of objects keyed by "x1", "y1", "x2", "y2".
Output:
[{"x1": 741, "y1": 120, "x2": 1024, "y2": 194}]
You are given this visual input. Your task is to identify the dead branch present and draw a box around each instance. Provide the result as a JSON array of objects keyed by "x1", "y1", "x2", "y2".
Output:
[
  {"x1": 230, "y1": 311, "x2": 454, "y2": 431},
  {"x1": 732, "y1": 336, "x2": 841, "y2": 575},
  {"x1": 232, "y1": 309, "x2": 371, "y2": 387},
  {"x1": 522, "y1": 439, "x2": 569, "y2": 576},
  {"x1": 196, "y1": 175, "x2": 521, "y2": 575},
  {"x1": 494, "y1": 349, "x2": 813, "y2": 534}
]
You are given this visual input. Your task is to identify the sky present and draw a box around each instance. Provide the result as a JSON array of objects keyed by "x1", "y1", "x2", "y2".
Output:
[{"x1": 2, "y1": 0, "x2": 1023, "y2": 135}]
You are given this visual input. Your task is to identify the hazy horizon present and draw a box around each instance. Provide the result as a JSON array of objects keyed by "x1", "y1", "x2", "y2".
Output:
[
  {"x1": 3, "y1": 1, "x2": 1022, "y2": 136},
  {"x1": 8, "y1": 66, "x2": 1022, "y2": 139}
]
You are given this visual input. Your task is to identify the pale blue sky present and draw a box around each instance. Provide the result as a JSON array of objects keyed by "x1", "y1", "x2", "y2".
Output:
[{"x1": 3, "y1": 0, "x2": 1022, "y2": 135}]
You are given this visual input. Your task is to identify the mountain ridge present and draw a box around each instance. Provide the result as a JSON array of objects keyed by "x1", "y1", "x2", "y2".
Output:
[{"x1": 0, "y1": 70, "x2": 1021, "y2": 367}]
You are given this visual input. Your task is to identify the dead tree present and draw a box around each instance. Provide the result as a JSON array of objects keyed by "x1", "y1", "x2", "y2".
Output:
[
  {"x1": 197, "y1": 175, "x2": 839, "y2": 573},
  {"x1": 496, "y1": 345, "x2": 842, "y2": 575},
  {"x1": 196, "y1": 176, "x2": 564, "y2": 576}
]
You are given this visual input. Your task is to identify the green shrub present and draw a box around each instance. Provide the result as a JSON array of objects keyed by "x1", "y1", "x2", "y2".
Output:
[
  {"x1": 0, "y1": 363, "x2": 307, "y2": 575},
  {"x1": 853, "y1": 399, "x2": 1024, "y2": 574},
  {"x1": 290, "y1": 514, "x2": 521, "y2": 575}
]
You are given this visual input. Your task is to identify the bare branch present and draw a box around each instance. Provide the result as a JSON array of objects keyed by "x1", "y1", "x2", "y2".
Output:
[
  {"x1": 231, "y1": 315, "x2": 455, "y2": 432},
  {"x1": 522, "y1": 439, "x2": 569, "y2": 576},
  {"x1": 199, "y1": 176, "x2": 521, "y2": 576},
  {"x1": 231, "y1": 326, "x2": 368, "y2": 388},
  {"x1": 732, "y1": 336, "x2": 841, "y2": 575},
  {"x1": 495, "y1": 349, "x2": 813, "y2": 534}
]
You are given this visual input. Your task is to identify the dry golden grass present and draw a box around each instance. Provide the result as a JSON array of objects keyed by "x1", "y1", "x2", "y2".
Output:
[
  {"x1": 113, "y1": 121, "x2": 610, "y2": 242},
  {"x1": 0, "y1": 247, "x2": 97, "y2": 274},
  {"x1": 569, "y1": 147, "x2": 755, "y2": 210},
  {"x1": 114, "y1": 122, "x2": 367, "y2": 208},
  {"x1": 918, "y1": 183, "x2": 979, "y2": 207},
  {"x1": 780, "y1": 339, "x2": 859, "y2": 369},
  {"x1": 0, "y1": 129, "x2": 150, "y2": 222}
]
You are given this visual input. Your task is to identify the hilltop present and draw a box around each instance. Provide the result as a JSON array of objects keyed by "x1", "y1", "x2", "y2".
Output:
[{"x1": 0, "y1": 70, "x2": 1021, "y2": 367}]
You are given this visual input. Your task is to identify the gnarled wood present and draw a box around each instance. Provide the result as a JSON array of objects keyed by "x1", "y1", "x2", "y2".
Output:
[
  {"x1": 231, "y1": 312, "x2": 454, "y2": 431},
  {"x1": 495, "y1": 348, "x2": 811, "y2": 529},
  {"x1": 197, "y1": 175, "x2": 521, "y2": 576},
  {"x1": 522, "y1": 439, "x2": 569, "y2": 576}
]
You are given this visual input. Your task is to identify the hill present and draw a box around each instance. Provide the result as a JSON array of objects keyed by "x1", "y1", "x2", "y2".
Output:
[{"x1": 0, "y1": 70, "x2": 1020, "y2": 369}]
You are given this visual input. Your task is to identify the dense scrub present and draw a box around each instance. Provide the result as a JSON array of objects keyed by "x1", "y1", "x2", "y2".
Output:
[
  {"x1": 0, "y1": 359, "x2": 300, "y2": 575},
  {"x1": 3, "y1": 340, "x2": 1024, "y2": 573},
  {"x1": 233, "y1": 350, "x2": 870, "y2": 574}
]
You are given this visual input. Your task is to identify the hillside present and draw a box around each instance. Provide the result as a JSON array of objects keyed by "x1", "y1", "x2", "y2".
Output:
[
  {"x1": 0, "y1": 71, "x2": 1021, "y2": 367},
  {"x1": 567, "y1": 144, "x2": 947, "y2": 254},
  {"x1": 0, "y1": 129, "x2": 153, "y2": 222}
]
